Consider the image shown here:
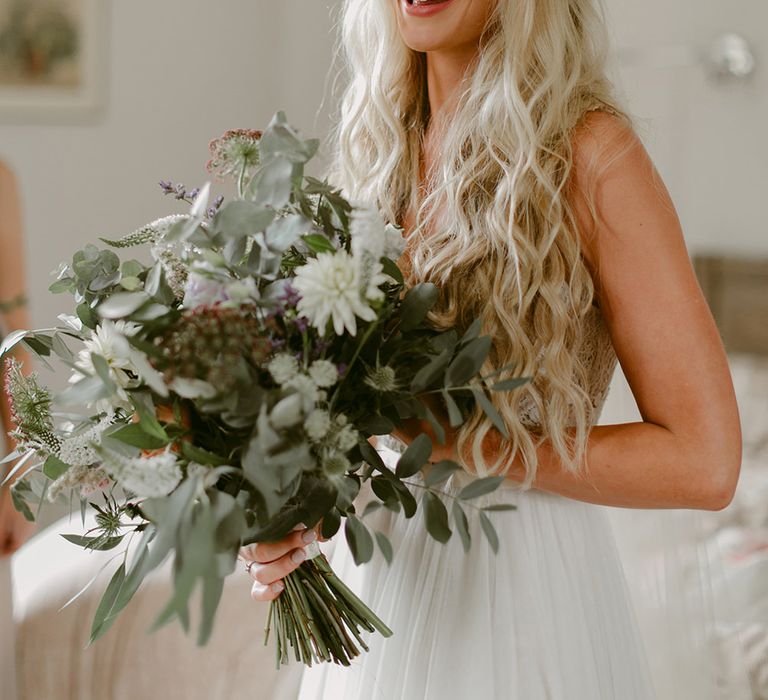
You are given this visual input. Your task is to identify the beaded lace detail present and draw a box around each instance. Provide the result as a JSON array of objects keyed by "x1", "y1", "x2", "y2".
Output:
[{"x1": 517, "y1": 304, "x2": 618, "y2": 429}]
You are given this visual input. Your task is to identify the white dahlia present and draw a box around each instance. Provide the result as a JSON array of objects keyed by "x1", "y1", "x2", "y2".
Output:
[{"x1": 293, "y1": 251, "x2": 381, "y2": 337}]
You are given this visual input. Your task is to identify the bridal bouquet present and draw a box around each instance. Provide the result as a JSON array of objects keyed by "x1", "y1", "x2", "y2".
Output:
[{"x1": 1, "y1": 112, "x2": 525, "y2": 667}]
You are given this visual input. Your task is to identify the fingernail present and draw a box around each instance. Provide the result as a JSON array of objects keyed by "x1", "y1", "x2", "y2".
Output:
[
  {"x1": 270, "y1": 581, "x2": 284, "y2": 593},
  {"x1": 301, "y1": 529, "x2": 317, "y2": 544},
  {"x1": 291, "y1": 548, "x2": 307, "y2": 564},
  {"x1": 292, "y1": 523, "x2": 307, "y2": 531}
]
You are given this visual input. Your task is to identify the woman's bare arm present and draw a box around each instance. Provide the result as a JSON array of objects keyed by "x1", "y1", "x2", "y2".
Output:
[
  {"x1": 395, "y1": 112, "x2": 741, "y2": 511},
  {"x1": 0, "y1": 161, "x2": 35, "y2": 555}
]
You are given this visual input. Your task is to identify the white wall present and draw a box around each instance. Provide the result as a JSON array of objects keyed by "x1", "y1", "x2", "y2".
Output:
[
  {"x1": 0, "y1": 0, "x2": 341, "y2": 329},
  {"x1": 604, "y1": 0, "x2": 767, "y2": 258}
]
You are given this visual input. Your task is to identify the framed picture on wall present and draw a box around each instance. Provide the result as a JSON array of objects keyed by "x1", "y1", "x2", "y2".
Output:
[{"x1": 0, "y1": 0, "x2": 106, "y2": 122}]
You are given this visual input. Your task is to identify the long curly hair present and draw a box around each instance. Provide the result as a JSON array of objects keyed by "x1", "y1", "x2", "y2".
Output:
[{"x1": 328, "y1": 0, "x2": 636, "y2": 487}]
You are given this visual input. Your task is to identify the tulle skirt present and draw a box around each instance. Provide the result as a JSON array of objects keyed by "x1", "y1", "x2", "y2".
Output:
[{"x1": 298, "y1": 447, "x2": 657, "y2": 700}]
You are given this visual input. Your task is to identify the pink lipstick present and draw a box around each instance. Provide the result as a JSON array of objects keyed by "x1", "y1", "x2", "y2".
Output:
[{"x1": 403, "y1": 0, "x2": 456, "y2": 18}]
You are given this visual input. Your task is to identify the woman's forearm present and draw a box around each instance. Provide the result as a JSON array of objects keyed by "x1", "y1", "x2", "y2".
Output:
[
  {"x1": 429, "y1": 419, "x2": 739, "y2": 511},
  {"x1": 512, "y1": 422, "x2": 738, "y2": 510}
]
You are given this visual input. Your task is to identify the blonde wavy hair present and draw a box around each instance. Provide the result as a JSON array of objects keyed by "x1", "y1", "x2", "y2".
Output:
[{"x1": 328, "y1": 0, "x2": 636, "y2": 487}]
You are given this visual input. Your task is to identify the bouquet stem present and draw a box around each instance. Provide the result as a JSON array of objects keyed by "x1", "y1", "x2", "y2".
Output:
[{"x1": 264, "y1": 553, "x2": 392, "y2": 667}]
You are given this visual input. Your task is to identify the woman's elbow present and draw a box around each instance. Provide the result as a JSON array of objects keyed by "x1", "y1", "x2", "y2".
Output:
[{"x1": 696, "y1": 442, "x2": 742, "y2": 511}]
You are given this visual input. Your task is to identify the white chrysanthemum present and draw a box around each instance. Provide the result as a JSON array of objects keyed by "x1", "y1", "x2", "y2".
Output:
[
  {"x1": 334, "y1": 424, "x2": 359, "y2": 453},
  {"x1": 308, "y1": 360, "x2": 338, "y2": 388},
  {"x1": 268, "y1": 353, "x2": 299, "y2": 385},
  {"x1": 293, "y1": 251, "x2": 380, "y2": 337},
  {"x1": 305, "y1": 409, "x2": 331, "y2": 442},
  {"x1": 101, "y1": 449, "x2": 182, "y2": 499},
  {"x1": 73, "y1": 320, "x2": 140, "y2": 385}
]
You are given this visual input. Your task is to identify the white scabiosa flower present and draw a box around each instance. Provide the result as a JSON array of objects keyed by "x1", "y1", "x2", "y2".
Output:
[
  {"x1": 322, "y1": 452, "x2": 351, "y2": 477},
  {"x1": 267, "y1": 353, "x2": 299, "y2": 385},
  {"x1": 284, "y1": 374, "x2": 321, "y2": 412},
  {"x1": 182, "y1": 270, "x2": 229, "y2": 309},
  {"x1": 308, "y1": 360, "x2": 338, "y2": 388},
  {"x1": 293, "y1": 251, "x2": 381, "y2": 337},
  {"x1": 334, "y1": 424, "x2": 359, "y2": 453},
  {"x1": 305, "y1": 409, "x2": 331, "y2": 442},
  {"x1": 101, "y1": 449, "x2": 182, "y2": 499}
]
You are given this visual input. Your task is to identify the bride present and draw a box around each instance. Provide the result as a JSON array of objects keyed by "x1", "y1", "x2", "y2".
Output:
[{"x1": 240, "y1": 0, "x2": 742, "y2": 697}]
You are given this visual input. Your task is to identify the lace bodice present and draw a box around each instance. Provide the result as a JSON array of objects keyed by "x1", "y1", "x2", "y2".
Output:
[{"x1": 518, "y1": 303, "x2": 618, "y2": 429}]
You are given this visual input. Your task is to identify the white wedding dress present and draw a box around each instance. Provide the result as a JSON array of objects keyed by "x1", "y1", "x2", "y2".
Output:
[{"x1": 298, "y1": 304, "x2": 657, "y2": 700}]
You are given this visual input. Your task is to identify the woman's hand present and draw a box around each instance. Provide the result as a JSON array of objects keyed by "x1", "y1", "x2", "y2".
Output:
[
  {"x1": 0, "y1": 483, "x2": 35, "y2": 557},
  {"x1": 238, "y1": 524, "x2": 321, "y2": 602}
]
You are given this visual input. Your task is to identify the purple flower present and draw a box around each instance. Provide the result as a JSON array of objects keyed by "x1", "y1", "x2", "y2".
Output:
[
  {"x1": 337, "y1": 362, "x2": 348, "y2": 377},
  {"x1": 294, "y1": 317, "x2": 309, "y2": 333},
  {"x1": 277, "y1": 282, "x2": 301, "y2": 308},
  {"x1": 159, "y1": 180, "x2": 174, "y2": 194}
]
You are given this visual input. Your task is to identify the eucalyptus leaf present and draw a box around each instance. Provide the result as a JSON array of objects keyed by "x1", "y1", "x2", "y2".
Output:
[
  {"x1": 490, "y1": 377, "x2": 530, "y2": 391},
  {"x1": 395, "y1": 433, "x2": 432, "y2": 479},
  {"x1": 212, "y1": 200, "x2": 276, "y2": 241},
  {"x1": 249, "y1": 155, "x2": 294, "y2": 208},
  {"x1": 482, "y1": 504, "x2": 518, "y2": 512},
  {"x1": 107, "y1": 423, "x2": 168, "y2": 450},
  {"x1": 445, "y1": 336, "x2": 492, "y2": 387},
  {"x1": 459, "y1": 318, "x2": 483, "y2": 346},
  {"x1": 374, "y1": 531, "x2": 393, "y2": 565},
  {"x1": 423, "y1": 460, "x2": 462, "y2": 488},
  {"x1": 452, "y1": 501, "x2": 471, "y2": 553},
  {"x1": 472, "y1": 388, "x2": 510, "y2": 439},
  {"x1": 344, "y1": 515, "x2": 374, "y2": 565},
  {"x1": 399, "y1": 283, "x2": 439, "y2": 332},
  {"x1": 479, "y1": 511, "x2": 499, "y2": 554},
  {"x1": 97, "y1": 292, "x2": 151, "y2": 319},
  {"x1": 441, "y1": 388, "x2": 464, "y2": 427},
  {"x1": 423, "y1": 491, "x2": 452, "y2": 543},
  {"x1": 458, "y1": 476, "x2": 504, "y2": 501},
  {"x1": 411, "y1": 347, "x2": 451, "y2": 393},
  {"x1": 320, "y1": 508, "x2": 341, "y2": 539},
  {"x1": 89, "y1": 563, "x2": 127, "y2": 643}
]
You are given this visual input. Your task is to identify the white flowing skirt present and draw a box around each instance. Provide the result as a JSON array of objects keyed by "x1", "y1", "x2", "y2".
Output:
[{"x1": 299, "y1": 448, "x2": 656, "y2": 700}]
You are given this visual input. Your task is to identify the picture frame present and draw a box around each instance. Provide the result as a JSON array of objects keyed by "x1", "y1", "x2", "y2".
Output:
[{"x1": 0, "y1": 0, "x2": 107, "y2": 122}]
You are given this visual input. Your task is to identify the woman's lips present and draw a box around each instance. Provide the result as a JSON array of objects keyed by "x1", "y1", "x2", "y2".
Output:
[{"x1": 403, "y1": 0, "x2": 455, "y2": 17}]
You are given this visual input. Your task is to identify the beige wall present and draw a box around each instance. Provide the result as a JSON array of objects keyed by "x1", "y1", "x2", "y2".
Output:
[
  {"x1": 0, "y1": 0, "x2": 341, "y2": 330},
  {"x1": 1, "y1": 0, "x2": 763, "y2": 335}
]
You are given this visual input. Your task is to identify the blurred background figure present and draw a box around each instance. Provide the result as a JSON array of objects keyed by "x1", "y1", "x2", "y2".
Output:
[
  {"x1": 0, "y1": 158, "x2": 35, "y2": 700},
  {"x1": 0, "y1": 0, "x2": 765, "y2": 698}
]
